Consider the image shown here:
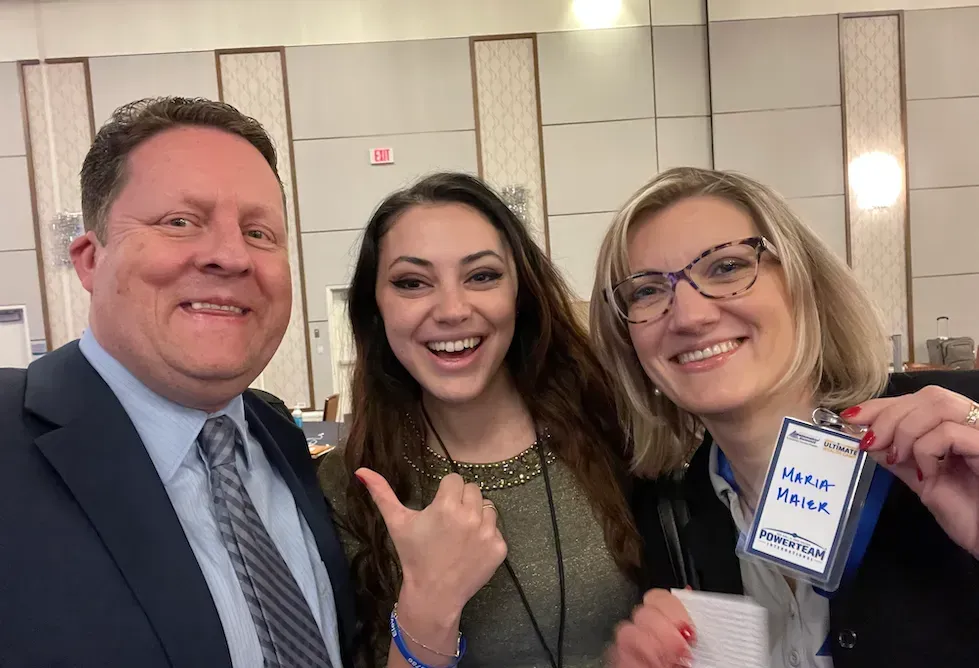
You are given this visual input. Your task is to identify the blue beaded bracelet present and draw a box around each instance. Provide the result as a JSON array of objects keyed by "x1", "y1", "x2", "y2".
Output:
[{"x1": 389, "y1": 607, "x2": 467, "y2": 668}]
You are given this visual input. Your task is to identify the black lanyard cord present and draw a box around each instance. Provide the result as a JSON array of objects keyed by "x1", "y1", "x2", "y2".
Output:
[{"x1": 420, "y1": 405, "x2": 566, "y2": 668}]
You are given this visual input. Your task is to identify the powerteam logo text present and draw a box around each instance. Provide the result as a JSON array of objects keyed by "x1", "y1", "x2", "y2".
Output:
[{"x1": 757, "y1": 528, "x2": 826, "y2": 562}]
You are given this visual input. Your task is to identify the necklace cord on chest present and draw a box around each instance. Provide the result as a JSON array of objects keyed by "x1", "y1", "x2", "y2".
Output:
[{"x1": 419, "y1": 405, "x2": 566, "y2": 668}]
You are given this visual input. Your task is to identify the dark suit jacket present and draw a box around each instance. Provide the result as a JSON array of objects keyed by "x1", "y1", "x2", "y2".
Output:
[
  {"x1": 0, "y1": 342, "x2": 357, "y2": 668},
  {"x1": 633, "y1": 370, "x2": 979, "y2": 668}
]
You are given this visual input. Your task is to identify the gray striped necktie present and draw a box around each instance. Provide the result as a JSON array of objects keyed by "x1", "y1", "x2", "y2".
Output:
[{"x1": 198, "y1": 416, "x2": 333, "y2": 668}]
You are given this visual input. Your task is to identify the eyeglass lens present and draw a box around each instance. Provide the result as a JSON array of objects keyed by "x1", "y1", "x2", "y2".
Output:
[{"x1": 615, "y1": 242, "x2": 761, "y2": 323}]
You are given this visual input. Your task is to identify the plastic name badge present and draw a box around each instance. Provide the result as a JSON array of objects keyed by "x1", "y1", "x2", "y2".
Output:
[{"x1": 736, "y1": 416, "x2": 877, "y2": 591}]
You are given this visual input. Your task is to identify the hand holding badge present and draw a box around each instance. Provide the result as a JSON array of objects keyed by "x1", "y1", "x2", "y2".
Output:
[
  {"x1": 736, "y1": 408, "x2": 877, "y2": 591},
  {"x1": 841, "y1": 386, "x2": 979, "y2": 559}
]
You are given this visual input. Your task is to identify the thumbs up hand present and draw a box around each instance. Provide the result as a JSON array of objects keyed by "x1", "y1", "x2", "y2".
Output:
[{"x1": 355, "y1": 468, "x2": 508, "y2": 612}]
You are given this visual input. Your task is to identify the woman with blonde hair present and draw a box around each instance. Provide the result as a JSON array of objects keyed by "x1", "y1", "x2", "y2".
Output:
[{"x1": 589, "y1": 167, "x2": 979, "y2": 668}]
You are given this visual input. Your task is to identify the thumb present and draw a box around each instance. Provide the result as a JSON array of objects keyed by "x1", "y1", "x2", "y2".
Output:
[{"x1": 355, "y1": 468, "x2": 412, "y2": 528}]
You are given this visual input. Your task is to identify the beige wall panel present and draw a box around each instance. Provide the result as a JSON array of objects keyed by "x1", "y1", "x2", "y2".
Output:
[
  {"x1": 293, "y1": 130, "x2": 478, "y2": 233},
  {"x1": 652, "y1": 25, "x2": 710, "y2": 117},
  {"x1": 542, "y1": 118, "x2": 657, "y2": 216},
  {"x1": 285, "y1": 39, "x2": 474, "y2": 140},
  {"x1": 713, "y1": 106, "x2": 844, "y2": 199},
  {"x1": 787, "y1": 195, "x2": 847, "y2": 262},
  {"x1": 548, "y1": 212, "x2": 615, "y2": 299},
  {"x1": 88, "y1": 51, "x2": 218, "y2": 127},
  {"x1": 0, "y1": 249, "x2": 44, "y2": 339},
  {"x1": 655, "y1": 116, "x2": 713, "y2": 170},
  {"x1": 537, "y1": 27, "x2": 655, "y2": 125},
  {"x1": 299, "y1": 229, "x2": 364, "y2": 322},
  {"x1": 907, "y1": 97, "x2": 979, "y2": 190},
  {"x1": 709, "y1": 15, "x2": 841, "y2": 113},
  {"x1": 904, "y1": 7, "x2": 979, "y2": 100},
  {"x1": 473, "y1": 37, "x2": 547, "y2": 248},
  {"x1": 0, "y1": 156, "x2": 35, "y2": 252},
  {"x1": 0, "y1": 62, "x2": 25, "y2": 157},
  {"x1": 909, "y1": 186, "x2": 979, "y2": 278},
  {"x1": 651, "y1": 0, "x2": 707, "y2": 25},
  {"x1": 219, "y1": 50, "x2": 311, "y2": 407}
]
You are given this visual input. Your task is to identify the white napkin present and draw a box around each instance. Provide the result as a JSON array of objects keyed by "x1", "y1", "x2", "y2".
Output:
[{"x1": 671, "y1": 589, "x2": 769, "y2": 668}]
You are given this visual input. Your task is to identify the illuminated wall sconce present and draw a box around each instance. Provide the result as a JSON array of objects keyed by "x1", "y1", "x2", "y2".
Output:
[
  {"x1": 849, "y1": 151, "x2": 902, "y2": 210},
  {"x1": 572, "y1": 0, "x2": 622, "y2": 29}
]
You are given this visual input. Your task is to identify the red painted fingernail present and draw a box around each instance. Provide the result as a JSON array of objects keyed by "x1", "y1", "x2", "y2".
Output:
[
  {"x1": 678, "y1": 624, "x2": 696, "y2": 644},
  {"x1": 840, "y1": 406, "x2": 861, "y2": 419},
  {"x1": 859, "y1": 430, "x2": 875, "y2": 450},
  {"x1": 916, "y1": 467, "x2": 923, "y2": 482},
  {"x1": 886, "y1": 449, "x2": 897, "y2": 465}
]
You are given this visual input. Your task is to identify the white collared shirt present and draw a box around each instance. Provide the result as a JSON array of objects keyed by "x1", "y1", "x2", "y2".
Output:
[
  {"x1": 80, "y1": 330, "x2": 343, "y2": 668},
  {"x1": 708, "y1": 443, "x2": 834, "y2": 668}
]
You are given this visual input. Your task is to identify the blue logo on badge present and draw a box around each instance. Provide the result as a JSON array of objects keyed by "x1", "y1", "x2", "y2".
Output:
[
  {"x1": 758, "y1": 528, "x2": 826, "y2": 561},
  {"x1": 786, "y1": 429, "x2": 820, "y2": 446}
]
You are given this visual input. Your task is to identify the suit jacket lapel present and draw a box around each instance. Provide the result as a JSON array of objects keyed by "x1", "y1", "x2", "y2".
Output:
[
  {"x1": 26, "y1": 343, "x2": 232, "y2": 668},
  {"x1": 243, "y1": 394, "x2": 357, "y2": 659}
]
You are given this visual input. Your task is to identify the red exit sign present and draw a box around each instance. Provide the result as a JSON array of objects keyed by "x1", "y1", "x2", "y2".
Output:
[{"x1": 370, "y1": 147, "x2": 394, "y2": 165}]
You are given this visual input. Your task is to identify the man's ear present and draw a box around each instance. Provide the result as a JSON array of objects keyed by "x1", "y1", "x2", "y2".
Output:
[{"x1": 70, "y1": 230, "x2": 101, "y2": 294}]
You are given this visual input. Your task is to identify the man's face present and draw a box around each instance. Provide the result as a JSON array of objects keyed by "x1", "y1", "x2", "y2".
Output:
[{"x1": 71, "y1": 125, "x2": 292, "y2": 411}]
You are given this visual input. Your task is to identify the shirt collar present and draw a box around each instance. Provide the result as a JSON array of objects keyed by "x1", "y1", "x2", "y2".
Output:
[
  {"x1": 79, "y1": 329, "x2": 252, "y2": 483},
  {"x1": 708, "y1": 441, "x2": 740, "y2": 506}
]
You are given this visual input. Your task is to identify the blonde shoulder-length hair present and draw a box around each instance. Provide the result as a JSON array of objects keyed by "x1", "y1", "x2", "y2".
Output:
[{"x1": 590, "y1": 167, "x2": 891, "y2": 478}]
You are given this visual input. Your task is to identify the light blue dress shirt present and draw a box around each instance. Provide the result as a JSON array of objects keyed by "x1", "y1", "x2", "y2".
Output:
[{"x1": 79, "y1": 330, "x2": 342, "y2": 668}]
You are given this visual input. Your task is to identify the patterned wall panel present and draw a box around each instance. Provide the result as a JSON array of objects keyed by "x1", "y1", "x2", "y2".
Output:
[
  {"x1": 22, "y1": 61, "x2": 93, "y2": 348},
  {"x1": 218, "y1": 50, "x2": 313, "y2": 409},
  {"x1": 472, "y1": 37, "x2": 548, "y2": 250},
  {"x1": 841, "y1": 15, "x2": 912, "y2": 361}
]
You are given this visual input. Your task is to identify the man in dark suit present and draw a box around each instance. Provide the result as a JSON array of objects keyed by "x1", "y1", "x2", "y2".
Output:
[{"x1": 0, "y1": 97, "x2": 356, "y2": 667}]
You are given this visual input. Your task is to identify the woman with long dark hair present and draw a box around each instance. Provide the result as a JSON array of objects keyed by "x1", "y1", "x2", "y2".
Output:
[{"x1": 318, "y1": 172, "x2": 644, "y2": 667}]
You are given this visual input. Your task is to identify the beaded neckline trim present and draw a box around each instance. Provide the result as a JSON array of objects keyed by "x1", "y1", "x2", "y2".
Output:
[
  {"x1": 403, "y1": 414, "x2": 555, "y2": 490},
  {"x1": 405, "y1": 440, "x2": 557, "y2": 491}
]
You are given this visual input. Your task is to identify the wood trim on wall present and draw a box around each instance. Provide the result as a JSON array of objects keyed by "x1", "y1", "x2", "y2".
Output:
[
  {"x1": 278, "y1": 46, "x2": 318, "y2": 405},
  {"x1": 837, "y1": 14, "x2": 853, "y2": 267},
  {"x1": 530, "y1": 33, "x2": 551, "y2": 257},
  {"x1": 468, "y1": 33, "x2": 551, "y2": 256},
  {"x1": 896, "y1": 10, "x2": 915, "y2": 362},
  {"x1": 703, "y1": 0, "x2": 716, "y2": 168},
  {"x1": 467, "y1": 37, "x2": 484, "y2": 178},
  {"x1": 215, "y1": 45, "x2": 317, "y2": 404},
  {"x1": 214, "y1": 50, "x2": 224, "y2": 101}
]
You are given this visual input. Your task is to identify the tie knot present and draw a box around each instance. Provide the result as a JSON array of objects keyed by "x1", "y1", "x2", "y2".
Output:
[{"x1": 198, "y1": 416, "x2": 238, "y2": 469}]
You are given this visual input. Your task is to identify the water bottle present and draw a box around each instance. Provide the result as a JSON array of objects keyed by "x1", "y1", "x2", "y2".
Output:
[{"x1": 292, "y1": 408, "x2": 303, "y2": 427}]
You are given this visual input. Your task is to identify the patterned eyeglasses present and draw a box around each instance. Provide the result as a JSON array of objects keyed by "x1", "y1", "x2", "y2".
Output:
[{"x1": 607, "y1": 236, "x2": 779, "y2": 325}]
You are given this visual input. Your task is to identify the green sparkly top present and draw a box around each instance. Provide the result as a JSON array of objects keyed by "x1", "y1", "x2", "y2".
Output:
[{"x1": 318, "y1": 439, "x2": 640, "y2": 667}]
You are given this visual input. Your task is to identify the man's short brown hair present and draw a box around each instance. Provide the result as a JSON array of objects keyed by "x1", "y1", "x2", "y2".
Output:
[{"x1": 80, "y1": 97, "x2": 281, "y2": 243}]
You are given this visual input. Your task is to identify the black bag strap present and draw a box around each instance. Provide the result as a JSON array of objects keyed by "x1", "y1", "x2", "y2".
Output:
[
  {"x1": 657, "y1": 495, "x2": 688, "y2": 587},
  {"x1": 656, "y1": 472, "x2": 700, "y2": 590}
]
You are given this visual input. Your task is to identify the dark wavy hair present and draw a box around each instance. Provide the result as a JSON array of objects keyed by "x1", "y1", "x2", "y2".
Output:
[{"x1": 340, "y1": 172, "x2": 642, "y2": 663}]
